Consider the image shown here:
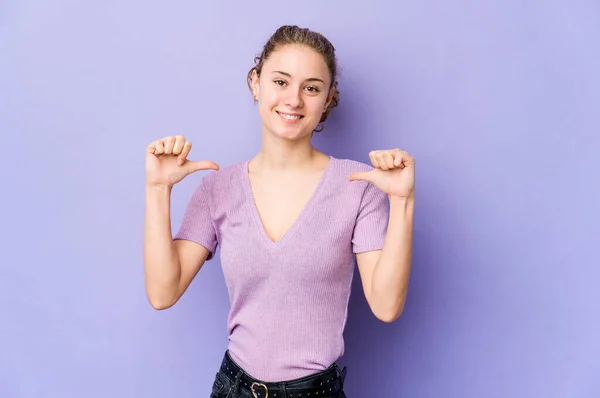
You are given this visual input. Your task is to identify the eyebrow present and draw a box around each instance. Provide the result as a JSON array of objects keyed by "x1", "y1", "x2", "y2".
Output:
[{"x1": 271, "y1": 71, "x2": 325, "y2": 84}]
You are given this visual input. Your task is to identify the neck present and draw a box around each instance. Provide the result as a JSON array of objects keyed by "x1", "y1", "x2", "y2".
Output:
[{"x1": 252, "y1": 129, "x2": 321, "y2": 172}]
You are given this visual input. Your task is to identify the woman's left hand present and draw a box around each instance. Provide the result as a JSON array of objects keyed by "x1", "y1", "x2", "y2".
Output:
[{"x1": 349, "y1": 149, "x2": 415, "y2": 199}]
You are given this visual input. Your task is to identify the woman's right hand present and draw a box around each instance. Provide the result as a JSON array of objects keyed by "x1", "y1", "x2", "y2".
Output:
[{"x1": 145, "y1": 135, "x2": 220, "y2": 188}]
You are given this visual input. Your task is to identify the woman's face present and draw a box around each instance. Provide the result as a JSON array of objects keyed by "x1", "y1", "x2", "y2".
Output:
[{"x1": 252, "y1": 44, "x2": 333, "y2": 141}]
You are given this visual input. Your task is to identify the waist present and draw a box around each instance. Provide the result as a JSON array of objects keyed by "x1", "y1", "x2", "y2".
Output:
[
  {"x1": 219, "y1": 350, "x2": 347, "y2": 398},
  {"x1": 226, "y1": 322, "x2": 347, "y2": 381}
]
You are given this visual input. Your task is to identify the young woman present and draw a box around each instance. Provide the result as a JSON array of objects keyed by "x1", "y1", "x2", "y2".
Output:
[{"x1": 144, "y1": 25, "x2": 415, "y2": 398}]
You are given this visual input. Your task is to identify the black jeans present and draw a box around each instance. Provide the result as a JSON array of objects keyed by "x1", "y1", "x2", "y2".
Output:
[{"x1": 210, "y1": 350, "x2": 347, "y2": 398}]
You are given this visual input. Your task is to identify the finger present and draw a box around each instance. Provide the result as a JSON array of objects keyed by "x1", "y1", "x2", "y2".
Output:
[
  {"x1": 393, "y1": 149, "x2": 404, "y2": 167},
  {"x1": 177, "y1": 141, "x2": 192, "y2": 165},
  {"x1": 146, "y1": 142, "x2": 157, "y2": 154},
  {"x1": 375, "y1": 151, "x2": 389, "y2": 171},
  {"x1": 172, "y1": 135, "x2": 186, "y2": 155},
  {"x1": 187, "y1": 160, "x2": 220, "y2": 173},
  {"x1": 163, "y1": 136, "x2": 176, "y2": 154},
  {"x1": 383, "y1": 151, "x2": 395, "y2": 169},
  {"x1": 348, "y1": 171, "x2": 373, "y2": 182},
  {"x1": 369, "y1": 150, "x2": 381, "y2": 169},
  {"x1": 152, "y1": 140, "x2": 165, "y2": 155},
  {"x1": 397, "y1": 151, "x2": 415, "y2": 168}
]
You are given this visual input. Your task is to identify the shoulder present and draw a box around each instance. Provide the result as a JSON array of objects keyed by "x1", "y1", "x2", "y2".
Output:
[
  {"x1": 202, "y1": 161, "x2": 245, "y2": 186},
  {"x1": 320, "y1": 157, "x2": 387, "y2": 220},
  {"x1": 191, "y1": 161, "x2": 246, "y2": 200},
  {"x1": 328, "y1": 157, "x2": 374, "y2": 189},
  {"x1": 332, "y1": 157, "x2": 375, "y2": 174},
  {"x1": 328, "y1": 156, "x2": 387, "y2": 203}
]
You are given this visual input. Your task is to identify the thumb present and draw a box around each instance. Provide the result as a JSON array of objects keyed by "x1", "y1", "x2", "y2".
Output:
[
  {"x1": 186, "y1": 160, "x2": 220, "y2": 173},
  {"x1": 349, "y1": 170, "x2": 374, "y2": 183}
]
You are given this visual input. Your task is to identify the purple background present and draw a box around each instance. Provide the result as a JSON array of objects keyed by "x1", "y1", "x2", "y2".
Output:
[{"x1": 1, "y1": 1, "x2": 599, "y2": 397}]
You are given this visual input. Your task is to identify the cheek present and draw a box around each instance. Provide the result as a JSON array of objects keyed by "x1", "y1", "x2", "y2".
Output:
[
  {"x1": 259, "y1": 89, "x2": 281, "y2": 109},
  {"x1": 305, "y1": 98, "x2": 326, "y2": 117}
]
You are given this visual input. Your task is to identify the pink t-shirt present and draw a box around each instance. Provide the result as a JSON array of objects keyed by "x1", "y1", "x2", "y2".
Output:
[{"x1": 174, "y1": 156, "x2": 389, "y2": 382}]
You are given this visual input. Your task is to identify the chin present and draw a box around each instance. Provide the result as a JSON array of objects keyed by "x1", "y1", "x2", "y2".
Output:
[
  {"x1": 266, "y1": 120, "x2": 316, "y2": 141},
  {"x1": 271, "y1": 127, "x2": 312, "y2": 141}
]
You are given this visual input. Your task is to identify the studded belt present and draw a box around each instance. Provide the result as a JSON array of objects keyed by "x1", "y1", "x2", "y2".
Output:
[{"x1": 219, "y1": 351, "x2": 347, "y2": 398}]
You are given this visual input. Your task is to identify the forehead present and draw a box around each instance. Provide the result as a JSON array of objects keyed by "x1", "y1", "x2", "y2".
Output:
[{"x1": 262, "y1": 44, "x2": 330, "y2": 82}]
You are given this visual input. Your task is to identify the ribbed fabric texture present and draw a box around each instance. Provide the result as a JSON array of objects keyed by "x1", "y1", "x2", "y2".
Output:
[{"x1": 174, "y1": 156, "x2": 389, "y2": 382}]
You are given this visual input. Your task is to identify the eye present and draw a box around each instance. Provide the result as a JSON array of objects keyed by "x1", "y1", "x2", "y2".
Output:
[
  {"x1": 305, "y1": 86, "x2": 320, "y2": 93},
  {"x1": 273, "y1": 79, "x2": 287, "y2": 87}
]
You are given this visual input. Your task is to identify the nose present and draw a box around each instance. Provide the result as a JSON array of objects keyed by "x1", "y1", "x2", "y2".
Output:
[{"x1": 284, "y1": 88, "x2": 303, "y2": 108}]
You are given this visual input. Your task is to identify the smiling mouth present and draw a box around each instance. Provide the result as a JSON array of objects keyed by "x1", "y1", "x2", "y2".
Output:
[{"x1": 276, "y1": 111, "x2": 304, "y2": 121}]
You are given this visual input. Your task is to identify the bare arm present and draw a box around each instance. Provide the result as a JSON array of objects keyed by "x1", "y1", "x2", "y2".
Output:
[
  {"x1": 143, "y1": 184, "x2": 211, "y2": 310},
  {"x1": 356, "y1": 196, "x2": 414, "y2": 323},
  {"x1": 143, "y1": 134, "x2": 218, "y2": 310},
  {"x1": 351, "y1": 148, "x2": 416, "y2": 323}
]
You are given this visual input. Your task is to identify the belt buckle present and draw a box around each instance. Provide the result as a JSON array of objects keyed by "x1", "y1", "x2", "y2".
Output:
[{"x1": 251, "y1": 382, "x2": 269, "y2": 398}]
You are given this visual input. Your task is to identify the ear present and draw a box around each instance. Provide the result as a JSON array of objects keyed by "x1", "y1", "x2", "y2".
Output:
[
  {"x1": 251, "y1": 69, "x2": 260, "y2": 100},
  {"x1": 324, "y1": 86, "x2": 335, "y2": 112}
]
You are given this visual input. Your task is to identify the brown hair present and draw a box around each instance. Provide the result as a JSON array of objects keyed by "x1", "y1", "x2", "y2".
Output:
[{"x1": 246, "y1": 25, "x2": 340, "y2": 133}]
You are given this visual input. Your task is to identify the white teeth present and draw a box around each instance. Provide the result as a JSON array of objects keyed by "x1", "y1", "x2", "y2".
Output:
[{"x1": 279, "y1": 113, "x2": 301, "y2": 120}]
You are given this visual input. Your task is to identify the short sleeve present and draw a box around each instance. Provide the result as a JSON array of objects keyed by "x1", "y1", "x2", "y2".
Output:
[
  {"x1": 352, "y1": 183, "x2": 389, "y2": 254},
  {"x1": 173, "y1": 177, "x2": 218, "y2": 261}
]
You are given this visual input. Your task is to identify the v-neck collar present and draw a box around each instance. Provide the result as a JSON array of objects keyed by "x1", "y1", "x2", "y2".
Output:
[{"x1": 241, "y1": 156, "x2": 335, "y2": 248}]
